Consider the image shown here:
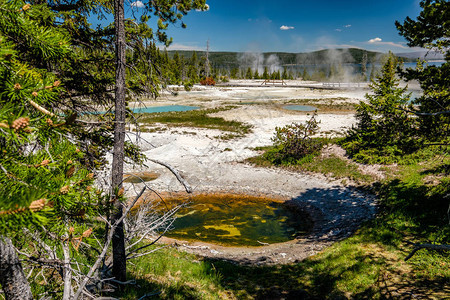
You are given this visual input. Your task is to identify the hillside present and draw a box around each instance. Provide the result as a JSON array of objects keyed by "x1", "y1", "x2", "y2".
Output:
[
  {"x1": 168, "y1": 48, "x2": 389, "y2": 69},
  {"x1": 396, "y1": 50, "x2": 444, "y2": 60}
]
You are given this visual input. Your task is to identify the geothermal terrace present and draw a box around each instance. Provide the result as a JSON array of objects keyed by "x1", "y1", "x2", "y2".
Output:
[{"x1": 118, "y1": 80, "x2": 385, "y2": 264}]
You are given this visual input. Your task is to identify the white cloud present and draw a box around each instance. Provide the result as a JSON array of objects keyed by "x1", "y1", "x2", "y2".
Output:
[
  {"x1": 335, "y1": 29, "x2": 342, "y2": 32},
  {"x1": 344, "y1": 24, "x2": 352, "y2": 28},
  {"x1": 131, "y1": 1, "x2": 144, "y2": 8},
  {"x1": 368, "y1": 37, "x2": 382, "y2": 43},
  {"x1": 378, "y1": 41, "x2": 409, "y2": 49},
  {"x1": 280, "y1": 25, "x2": 294, "y2": 30},
  {"x1": 365, "y1": 38, "x2": 409, "y2": 50},
  {"x1": 164, "y1": 43, "x2": 204, "y2": 51},
  {"x1": 195, "y1": 4, "x2": 209, "y2": 11}
]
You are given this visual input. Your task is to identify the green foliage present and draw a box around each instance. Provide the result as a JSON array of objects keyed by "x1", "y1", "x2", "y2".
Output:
[
  {"x1": 0, "y1": 0, "x2": 104, "y2": 237},
  {"x1": 262, "y1": 66, "x2": 269, "y2": 79},
  {"x1": 341, "y1": 53, "x2": 419, "y2": 163},
  {"x1": 245, "y1": 67, "x2": 253, "y2": 79},
  {"x1": 396, "y1": 0, "x2": 450, "y2": 50},
  {"x1": 396, "y1": 0, "x2": 449, "y2": 142},
  {"x1": 264, "y1": 113, "x2": 324, "y2": 165}
]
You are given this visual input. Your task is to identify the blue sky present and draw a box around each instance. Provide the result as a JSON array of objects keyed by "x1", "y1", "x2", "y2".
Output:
[{"x1": 122, "y1": 0, "x2": 424, "y2": 53}]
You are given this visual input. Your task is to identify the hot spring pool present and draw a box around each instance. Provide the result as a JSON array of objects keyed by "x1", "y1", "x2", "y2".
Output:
[
  {"x1": 131, "y1": 105, "x2": 199, "y2": 114},
  {"x1": 282, "y1": 105, "x2": 317, "y2": 112},
  {"x1": 164, "y1": 194, "x2": 312, "y2": 247}
]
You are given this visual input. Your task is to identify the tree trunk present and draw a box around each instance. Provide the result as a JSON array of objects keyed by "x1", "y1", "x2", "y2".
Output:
[
  {"x1": 111, "y1": 0, "x2": 127, "y2": 283},
  {"x1": 0, "y1": 237, "x2": 33, "y2": 300}
]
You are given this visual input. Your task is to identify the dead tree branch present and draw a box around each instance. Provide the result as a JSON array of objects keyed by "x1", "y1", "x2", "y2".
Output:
[
  {"x1": 148, "y1": 158, "x2": 192, "y2": 193},
  {"x1": 405, "y1": 243, "x2": 450, "y2": 261},
  {"x1": 73, "y1": 186, "x2": 145, "y2": 299}
]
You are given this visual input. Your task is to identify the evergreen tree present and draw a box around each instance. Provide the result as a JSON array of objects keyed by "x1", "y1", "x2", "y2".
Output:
[
  {"x1": 245, "y1": 67, "x2": 253, "y2": 79},
  {"x1": 253, "y1": 69, "x2": 260, "y2": 79},
  {"x1": 271, "y1": 70, "x2": 281, "y2": 80},
  {"x1": 396, "y1": 0, "x2": 450, "y2": 142},
  {"x1": 282, "y1": 67, "x2": 288, "y2": 80},
  {"x1": 263, "y1": 67, "x2": 269, "y2": 79},
  {"x1": 188, "y1": 51, "x2": 199, "y2": 82},
  {"x1": 172, "y1": 51, "x2": 182, "y2": 84},
  {"x1": 0, "y1": 0, "x2": 208, "y2": 296},
  {"x1": 230, "y1": 67, "x2": 239, "y2": 79},
  {"x1": 302, "y1": 68, "x2": 310, "y2": 81},
  {"x1": 342, "y1": 53, "x2": 418, "y2": 163},
  {"x1": 0, "y1": 1, "x2": 101, "y2": 297}
]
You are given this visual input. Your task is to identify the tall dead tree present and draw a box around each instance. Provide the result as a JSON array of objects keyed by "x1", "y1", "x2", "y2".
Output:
[{"x1": 111, "y1": 0, "x2": 127, "y2": 283}]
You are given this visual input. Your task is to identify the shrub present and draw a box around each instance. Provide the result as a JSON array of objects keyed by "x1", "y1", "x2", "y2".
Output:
[
  {"x1": 265, "y1": 113, "x2": 324, "y2": 165},
  {"x1": 200, "y1": 77, "x2": 216, "y2": 86}
]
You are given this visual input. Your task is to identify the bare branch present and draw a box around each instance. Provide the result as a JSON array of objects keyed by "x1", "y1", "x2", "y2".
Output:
[
  {"x1": 405, "y1": 243, "x2": 450, "y2": 261},
  {"x1": 126, "y1": 246, "x2": 166, "y2": 260},
  {"x1": 148, "y1": 158, "x2": 192, "y2": 193},
  {"x1": 73, "y1": 187, "x2": 145, "y2": 299},
  {"x1": 62, "y1": 242, "x2": 73, "y2": 300},
  {"x1": 29, "y1": 100, "x2": 55, "y2": 117},
  {"x1": 138, "y1": 291, "x2": 161, "y2": 300}
]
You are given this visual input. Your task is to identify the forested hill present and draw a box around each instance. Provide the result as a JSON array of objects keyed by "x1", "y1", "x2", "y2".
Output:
[{"x1": 167, "y1": 48, "x2": 405, "y2": 69}]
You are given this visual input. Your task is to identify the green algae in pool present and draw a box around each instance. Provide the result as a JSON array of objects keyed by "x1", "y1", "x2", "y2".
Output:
[
  {"x1": 123, "y1": 172, "x2": 159, "y2": 183},
  {"x1": 283, "y1": 104, "x2": 317, "y2": 112},
  {"x1": 165, "y1": 194, "x2": 312, "y2": 247}
]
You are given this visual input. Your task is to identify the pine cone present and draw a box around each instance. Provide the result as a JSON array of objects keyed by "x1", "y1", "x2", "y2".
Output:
[
  {"x1": 40, "y1": 159, "x2": 50, "y2": 166},
  {"x1": 11, "y1": 117, "x2": 30, "y2": 132},
  {"x1": 29, "y1": 199, "x2": 46, "y2": 212},
  {"x1": 60, "y1": 185, "x2": 70, "y2": 194},
  {"x1": 82, "y1": 228, "x2": 93, "y2": 238}
]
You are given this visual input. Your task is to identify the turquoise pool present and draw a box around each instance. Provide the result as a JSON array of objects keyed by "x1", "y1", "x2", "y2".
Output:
[
  {"x1": 283, "y1": 105, "x2": 317, "y2": 112},
  {"x1": 131, "y1": 105, "x2": 199, "y2": 114}
]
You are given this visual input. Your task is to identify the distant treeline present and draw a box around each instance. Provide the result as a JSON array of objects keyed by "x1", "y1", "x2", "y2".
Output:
[
  {"x1": 159, "y1": 48, "x2": 414, "y2": 84},
  {"x1": 170, "y1": 48, "x2": 387, "y2": 67}
]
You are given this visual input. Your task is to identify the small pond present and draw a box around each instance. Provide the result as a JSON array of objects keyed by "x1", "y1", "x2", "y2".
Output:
[
  {"x1": 165, "y1": 194, "x2": 312, "y2": 247},
  {"x1": 131, "y1": 105, "x2": 199, "y2": 114},
  {"x1": 282, "y1": 105, "x2": 318, "y2": 112}
]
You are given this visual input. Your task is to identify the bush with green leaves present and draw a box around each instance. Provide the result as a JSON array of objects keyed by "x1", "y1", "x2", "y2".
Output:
[{"x1": 264, "y1": 113, "x2": 324, "y2": 165}]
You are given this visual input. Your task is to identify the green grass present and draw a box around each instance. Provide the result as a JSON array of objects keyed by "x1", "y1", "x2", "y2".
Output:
[
  {"x1": 285, "y1": 98, "x2": 357, "y2": 113},
  {"x1": 301, "y1": 155, "x2": 374, "y2": 184},
  {"x1": 114, "y1": 246, "x2": 231, "y2": 300},
  {"x1": 137, "y1": 107, "x2": 252, "y2": 137},
  {"x1": 113, "y1": 145, "x2": 449, "y2": 299},
  {"x1": 247, "y1": 144, "x2": 375, "y2": 184}
]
